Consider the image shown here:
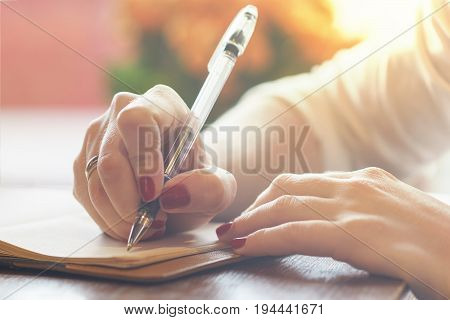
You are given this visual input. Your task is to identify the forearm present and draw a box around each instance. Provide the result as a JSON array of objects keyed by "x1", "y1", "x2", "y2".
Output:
[
  {"x1": 301, "y1": 0, "x2": 450, "y2": 177},
  {"x1": 214, "y1": 0, "x2": 450, "y2": 184}
]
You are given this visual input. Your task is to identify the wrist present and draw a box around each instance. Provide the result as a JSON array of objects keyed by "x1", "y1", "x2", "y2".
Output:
[{"x1": 402, "y1": 240, "x2": 450, "y2": 299}]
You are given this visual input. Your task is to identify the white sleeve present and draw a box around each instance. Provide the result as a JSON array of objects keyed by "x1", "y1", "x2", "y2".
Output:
[{"x1": 243, "y1": 0, "x2": 450, "y2": 178}]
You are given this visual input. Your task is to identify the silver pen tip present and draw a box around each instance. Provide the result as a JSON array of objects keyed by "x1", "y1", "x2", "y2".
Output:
[{"x1": 126, "y1": 214, "x2": 153, "y2": 252}]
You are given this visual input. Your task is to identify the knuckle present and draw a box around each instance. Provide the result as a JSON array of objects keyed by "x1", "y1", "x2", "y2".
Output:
[
  {"x1": 272, "y1": 173, "x2": 292, "y2": 187},
  {"x1": 150, "y1": 84, "x2": 175, "y2": 96},
  {"x1": 251, "y1": 192, "x2": 265, "y2": 207},
  {"x1": 282, "y1": 222, "x2": 301, "y2": 238},
  {"x1": 111, "y1": 92, "x2": 134, "y2": 110},
  {"x1": 294, "y1": 196, "x2": 317, "y2": 212},
  {"x1": 252, "y1": 228, "x2": 270, "y2": 246},
  {"x1": 348, "y1": 178, "x2": 374, "y2": 192},
  {"x1": 117, "y1": 105, "x2": 149, "y2": 129},
  {"x1": 96, "y1": 153, "x2": 121, "y2": 179},
  {"x1": 241, "y1": 203, "x2": 272, "y2": 226},
  {"x1": 86, "y1": 118, "x2": 102, "y2": 138},
  {"x1": 117, "y1": 106, "x2": 162, "y2": 135},
  {"x1": 83, "y1": 118, "x2": 104, "y2": 148},
  {"x1": 337, "y1": 196, "x2": 359, "y2": 212},
  {"x1": 80, "y1": 116, "x2": 105, "y2": 157},
  {"x1": 339, "y1": 217, "x2": 367, "y2": 233},
  {"x1": 271, "y1": 174, "x2": 297, "y2": 194},
  {"x1": 360, "y1": 167, "x2": 392, "y2": 180},
  {"x1": 146, "y1": 84, "x2": 187, "y2": 118},
  {"x1": 273, "y1": 194, "x2": 296, "y2": 210}
]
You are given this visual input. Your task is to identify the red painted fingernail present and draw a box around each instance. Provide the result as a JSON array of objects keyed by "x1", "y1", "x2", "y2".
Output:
[
  {"x1": 151, "y1": 220, "x2": 166, "y2": 229},
  {"x1": 231, "y1": 237, "x2": 246, "y2": 250},
  {"x1": 160, "y1": 184, "x2": 190, "y2": 209},
  {"x1": 139, "y1": 176, "x2": 155, "y2": 202},
  {"x1": 216, "y1": 222, "x2": 232, "y2": 237}
]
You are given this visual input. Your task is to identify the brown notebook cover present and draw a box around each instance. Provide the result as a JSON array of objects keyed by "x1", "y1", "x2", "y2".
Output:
[{"x1": 0, "y1": 187, "x2": 246, "y2": 282}]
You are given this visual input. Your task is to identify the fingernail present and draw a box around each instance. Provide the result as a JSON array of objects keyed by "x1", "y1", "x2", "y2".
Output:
[
  {"x1": 160, "y1": 184, "x2": 190, "y2": 209},
  {"x1": 151, "y1": 220, "x2": 166, "y2": 229},
  {"x1": 216, "y1": 222, "x2": 232, "y2": 237},
  {"x1": 231, "y1": 237, "x2": 246, "y2": 250},
  {"x1": 139, "y1": 176, "x2": 155, "y2": 202}
]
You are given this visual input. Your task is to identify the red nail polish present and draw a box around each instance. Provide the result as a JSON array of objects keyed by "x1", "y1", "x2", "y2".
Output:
[
  {"x1": 216, "y1": 222, "x2": 232, "y2": 237},
  {"x1": 160, "y1": 184, "x2": 190, "y2": 209},
  {"x1": 139, "y1": 176, "x2": 155, "y2": 202},
  {"x1": 151, "y1": 220, "x2": 165, "y2": 229},
  {"x1": 231, "y1": 237, "x2": 246, "y2": 250}
]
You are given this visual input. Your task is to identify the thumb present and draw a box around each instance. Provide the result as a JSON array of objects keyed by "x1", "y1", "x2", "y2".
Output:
[{"x1": 160, "y1": 167, "x2": 236, "y2": 214}]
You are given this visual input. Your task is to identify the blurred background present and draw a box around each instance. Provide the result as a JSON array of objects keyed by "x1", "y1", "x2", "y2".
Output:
[
  {"x1": 1, "y1": 0, "x2": 449, "y2": 190},
  {"x1": 3, "y1": 0, "x2": 423, "y2": 112}
]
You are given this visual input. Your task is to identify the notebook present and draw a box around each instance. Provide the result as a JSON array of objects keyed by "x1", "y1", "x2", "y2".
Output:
[{"x1": 0, "y1": 187, "x2": 245, "y2": 282}]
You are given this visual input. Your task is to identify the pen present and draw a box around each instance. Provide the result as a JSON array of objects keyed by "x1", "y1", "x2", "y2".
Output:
[{"x1": 127, "y1": 5, "x2": 258, "y2": 251}]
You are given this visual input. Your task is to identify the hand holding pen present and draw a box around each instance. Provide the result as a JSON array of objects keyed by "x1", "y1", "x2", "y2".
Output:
[
  {"x1": 73, "y1": 6, "x2": 257, "y2": 247},
  {"x1": 127, "y1": 5, "x2": 258, "y2": 249}
]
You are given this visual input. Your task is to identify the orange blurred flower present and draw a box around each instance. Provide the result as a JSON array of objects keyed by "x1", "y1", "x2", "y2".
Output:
[{"x1": 122, "y1": 0, "x2": 356, "y2": 75}]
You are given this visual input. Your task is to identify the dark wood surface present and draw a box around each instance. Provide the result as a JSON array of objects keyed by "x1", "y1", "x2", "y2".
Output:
[{"x1": 0, "y1": 255, "x2": 409, "y2": 299}]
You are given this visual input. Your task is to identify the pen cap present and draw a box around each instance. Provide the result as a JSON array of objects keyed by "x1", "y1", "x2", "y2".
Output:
[{"x1": 208, "y1": 5, "x2": 258, "y2": 72}]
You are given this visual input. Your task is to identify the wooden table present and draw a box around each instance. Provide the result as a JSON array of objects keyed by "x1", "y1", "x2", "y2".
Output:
[{"x1": 0, "y1": 255, "x2": 410, "y2": 299}]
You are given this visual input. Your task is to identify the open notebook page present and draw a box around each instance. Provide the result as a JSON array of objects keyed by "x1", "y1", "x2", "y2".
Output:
[{"x1": 0, "y1": 187, "x2": 227, "y2": 268}]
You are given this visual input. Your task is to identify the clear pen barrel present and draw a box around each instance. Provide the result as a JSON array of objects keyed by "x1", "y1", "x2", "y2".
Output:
[{"x1": 164, "y1": 53, "x2": 236, "y2": 178}]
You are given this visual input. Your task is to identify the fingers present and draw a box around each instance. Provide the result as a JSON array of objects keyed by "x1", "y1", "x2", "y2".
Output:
[
  {"x1": 217, "y1": 196, "x2": 336, "y2": 241},
  {"x1": 97, "y1": 126, "x2": 141, "y2": 224},
  {"x1": 87, "y1": 170, "x2": 134, "y2": 239},
  {"x1": 73, "y1": 116, "x2": 122, "y2": 238},
  {"x1": 77, "y1": 85, "x2": 239, "y2": 241},
  {"x1": 74, "y1": 87, "x2": 190, "y2": 241},
  {"x1": 231, "y1": 221, "x2": 339, "y2": 257},
  {"x1": 73, "y1": 149, "x2": 120, "y2": 239},
  {"x1": 160, "y1": 167, "x2": 237, "y2": 232},
  {"x1": 81, "y1": 101, "x2": 136, "y2": 240},
  {"x1": 116, "y1": 85, "x2": 189, "y2": 203},
  {"x1": 92, "y1": 89, "x2": 177, "y2": 239},
  {"x1": 90, "y1": 126, "x2": 169, "y2": 240},
  {"x1": 117, "y1": 107, "x2": 164, "y2": 202},
  {"x1": 88, "y1": 168, "x2": 168, "y2": 240},
  {"x1": 245, "y1": 173, "x2": 342, "y2": 213}
]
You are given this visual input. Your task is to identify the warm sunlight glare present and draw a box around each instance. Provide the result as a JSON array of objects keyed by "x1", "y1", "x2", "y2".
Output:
[{"x1": 331, "y1": 0, "x2": 420, "y2": 39}]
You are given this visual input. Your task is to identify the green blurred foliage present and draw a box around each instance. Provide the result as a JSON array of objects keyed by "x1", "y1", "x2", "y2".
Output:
[{"x1": 109, "y1": 24, "x2": 312, "y2": 122}]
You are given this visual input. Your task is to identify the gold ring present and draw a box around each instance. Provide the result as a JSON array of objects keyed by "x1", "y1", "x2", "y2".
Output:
[{"x1": 85, "y1": 155, "x2": 99, "y2": 180}]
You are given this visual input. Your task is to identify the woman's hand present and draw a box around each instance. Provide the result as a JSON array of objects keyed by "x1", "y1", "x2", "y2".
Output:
[
  {"x1": 73, "y1": 85, "x2": 236, "y2": 241},
  {"x1": 216, "y1": 167, "x2": 450, "y2": 299}
]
